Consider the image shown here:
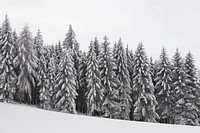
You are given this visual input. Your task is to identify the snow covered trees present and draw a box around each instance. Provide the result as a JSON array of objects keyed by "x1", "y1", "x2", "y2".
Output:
[
  {"x1": 0, "y1": 15, "x2": 17, "y2": 101},
  {"x1": 76, "y1": 52, "x2": 87, "y2": 113},
  {"x1": 34, "y1": 29, "x2": 48, "y2": 107},
  {"x1": 54, "y1": 48, "x2": 77, "y2": 113},
  {"x1": 155, "y1": 48, "x2": 173, "y2": 124},
  {"x1": 114, "y1": 38, "x2": 131, "y2": 120},
  {"x1": 99, "y1": 36, "x2": 120, "y2": 118},
  {"x1": 17, "y1": 25, "x2": 38, "y2": 104},
  {"x1": 171, "y1": 49, "x2": 199, "y2": 125},
  {"x1": 86, "y1": 41, "x2": 103, "y2": 115},
  {"x1": 132, "y1": 43, "x2": 159, "y2": 122}
]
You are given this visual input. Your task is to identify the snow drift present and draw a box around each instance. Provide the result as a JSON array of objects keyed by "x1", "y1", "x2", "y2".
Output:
[{"x1": 0, "y1": 103, "x2": 199, "y2": 133}]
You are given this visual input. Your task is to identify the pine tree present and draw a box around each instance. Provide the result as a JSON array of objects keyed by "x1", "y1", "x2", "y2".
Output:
[
  {"x1": 99, "y1": 36, "x2": 120, "y2": 118},
  {"x1": 39, "y1": 47, "x2": 52, "y2": 110},
  {"x1": 76, "y1": 52, "x2": 87, "y2": 113},
  {"x1": 0, "y1": 15, "x2": 17, "y2": 102},
  {"x1": 93, "y1": 36, "x2": 100, "y2": 59},
  {"x1": 63, "y1": 25, "x2": 81, "y2": 111},
  {"x1": 114, "y1": 38, "x2": 132, "y2": 120},
  {"x1": 183, "y1": 52, "x2": 199, "y2": 125},
  {"x1": 132, "y1": 42, "x2": 159, "y2": 122},
  {"x1": 171, "y1": 49, "x2": 199, "y2": 125},
  {"x1": 48, "y1": 50, "x2": 56, "y2": 108},
  {"x1": 86, "y1": 41, "x2": 103, "y2": 115},
  {"x1": 54, "y1": 48, "x2": 77, "y2": 113},
  {"x1": 17, "y1": 25, "x2": 38, "y2": 104},
  {"x1": 149, "y1": 57, "x2": 158, "y2": 87},
  {"x1": 34, "y1": 29, "x2": 47, "y2": 107},
  {"x1": 155, "y1": 48, "x2": 173, "y2": 124}
]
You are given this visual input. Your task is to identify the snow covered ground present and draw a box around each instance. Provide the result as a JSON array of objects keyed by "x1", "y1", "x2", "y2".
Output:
[{"x1": 0, "y1": 103, "x2": 199, "y2": 133}]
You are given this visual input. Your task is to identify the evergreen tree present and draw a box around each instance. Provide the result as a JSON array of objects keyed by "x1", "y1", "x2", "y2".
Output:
[
  {"x1": 132, "y1": 42, "x2": 159, "y2": 122},
  {"x1": 39, "y1": 47, "x2": 52, "y2": 110},
  {"x1": 48, "y1": 50, "x2": 56, "y2": 108},
  {"x1": 86, "y1": 41, "x2": 103, "y2": 115},
  {"x1": 63, "y1": 25, "x2": 81, "y2": 111},
  {"x1": 155, "y1": 48, "x2": 173, "y2": 124},
  {"x1": 17, "y1": 25, "x2": 38, "y2": 104},
  {"x1": 93, "y1": 36, "x2": 100, "y2": 59},
  {"x1": 149, "y1": 57, "x2": 158, "y2": 87},
  {"x1": 183, "y1": 52, "x2": 199, "y2": 125},
  {"x1": 34, "y1": 29, "x2": 46, "y2": 106},
  {"x1": 99, "y1": 36, "x2": 120, "y2": 118},
  {"x1": 0, "y1": 15, "x2": 17, "y2": 102},
  {"x1": 76, "y1": 52, "x2": 87, "y2": 113},
  {"x1": 54, "y1": 48, "x2": 77, "y2": 113},
  {"x1": 171, "y1": 49, "x2": 199, "y2": 125},
  {"x1": 114, "y1": 38, "x2": 132, "y2": 120}
]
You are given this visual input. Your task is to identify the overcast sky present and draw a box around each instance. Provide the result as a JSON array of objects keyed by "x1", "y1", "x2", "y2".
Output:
[{"x1": 1, "y1": 0, "x2": 200, "y2": 66}]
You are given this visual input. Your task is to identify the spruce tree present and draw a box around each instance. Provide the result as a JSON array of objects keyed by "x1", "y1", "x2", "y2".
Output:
[
  {"x1": 54, "y1": 48, "x2": 77, "y2": 113},
  {"x1": 114, "y1": 38, "x2": 132, "y2": 120},
  {"x1": 17, "y1": 25, "x2": 38, "y2": 104},
  {"x1": 63, "y1": 25, "x2": 81, "y2": 110},
  {"x1": 171, "y1": 49, "x2": 199, "y2": 125},
  {"x1": 99, "y1": 36, "x2": 120, "y2": 118},
  {"x1": 34, "y1": 29, "x2": 47, "y2": 106},
  {"x1": 132, "y1": 43, "x2": 159, "y2": 122},
  {"x1": 86, "y1": 41, "x2": 103, "y2": 115},
  {"x1": 48, "y1": 50, "x2": 56, "y2": 108},
  {"x1": 183, "y1": 52, "x2": 199, "y2": 125},
  {"x1": 93, "y1": 36, "x2": 100, "y2": 59},
  {"x1": 76, "y1": 52, "x2": 87, "y2": 113},
  {"x1": 155, "y1": 48, "x2": 173, "y2": 124},
  {"x1": 0, "y1": 15, "x2": 17, "y2": 102}
]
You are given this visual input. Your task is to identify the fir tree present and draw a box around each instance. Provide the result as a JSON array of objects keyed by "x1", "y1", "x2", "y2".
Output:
[
  {"x1": 48, "y1": 50, "x2": 56, "y2": 108},
  {"x1": 63, "y1": 25, "x2": 81, "y2": 110},
  {"x1": 114, "y1": 38, "x2": 132, "y2": 120},
  {"x1": 155, "y1": 48, "x2": 173, "y2": 124},
  {"x1": 132, "y1": 42, "x2": 159, "y2": 122},
  {"x1": 149, "y1": 57, "x2": 158, "y2": 87},
  {"x1": 76, "y1": 52, "x2": 87, "y2": 113},
  {"x1": 183, "y1": 52, "x2": 199, "y2": 125},
  {"x1": 34, "y1": 29, "x2": 46, "y2": 106},
  {"x1": 93, "y1": 36, "x2": 100, "y2": 59},
  {"x1": 0, "y1": 15, "x2": 17, "y2": 102},
  {"x1": 171, "y1": 49, "x2": 199, "y2": 125},
  {"x1": 86, "y1": 41, "x2": 103, "y2": 115},
  {"x1": 54, "y1": 48, "x2": 77, "y2": 113},
  {"x1": 17, "y1": 25, "x2": 38, "y2": 104},
  {"x1": 99, "y1": 36, "x2": 120, "y2": 118}
]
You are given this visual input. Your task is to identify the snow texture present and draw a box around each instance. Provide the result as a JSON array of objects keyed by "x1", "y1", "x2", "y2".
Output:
[{"x1": 0, "y1": 103, "x2": 199, "y2": 133}]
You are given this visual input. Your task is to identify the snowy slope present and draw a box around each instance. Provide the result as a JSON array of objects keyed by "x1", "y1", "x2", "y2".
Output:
[{"x1": 0, "y1": 103, "x2": 199, "y2": 133}]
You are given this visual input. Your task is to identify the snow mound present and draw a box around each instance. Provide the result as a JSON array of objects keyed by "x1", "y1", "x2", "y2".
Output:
[{"x1": 0, "y1": 103, "x2": 199, "y2": 133}]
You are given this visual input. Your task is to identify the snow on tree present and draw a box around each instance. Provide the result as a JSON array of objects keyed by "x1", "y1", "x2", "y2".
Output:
[
  {"x1": 54, "y1": 48, "x2": 77, "y2": 114},
  {"x1": 17, "y1": 25, "x2": 38, "y2": 104},
  {"x1": 76, "y1": 52, "x2": 87, "y2": 113},
  {"x1": 34, "y1": 29, "x2": 47, "y2": 107},
  {"x1": 149, "y1": 57, "x2": 158, "y2": 87},
  {"x1": 47, "y1": 49, "x2": 57, "y2": 108},
  {"x1": 114, "y1": 38, "x2": 132, "y2": 120},
  {"x1": 0, "y1": 15, "x2": 17, "y2": 102},
  {"x1": 132, "y1": 42, "x2": 159, "y2": 122},
  {"x1": 183, "y1": 52, "x2": 199, "y2": 125},
  {"x1": 63, "y1": 25, "x2": 81, "y2": 109},
  {"x1": 99, "y1": 36, "x2": 120, "y2": 118},
  {"x1": 154, "y1": 48, "x2": 173, "y2": 124},
  {"x1": 86, "y1": 41, "x2": 104, "y2": 116},
  {"x1": 93, "y1": 36, "x2": 100, "y2": 59},
  {"x1": 171, "y1": 49, "x2": 199, "y2": 125}
]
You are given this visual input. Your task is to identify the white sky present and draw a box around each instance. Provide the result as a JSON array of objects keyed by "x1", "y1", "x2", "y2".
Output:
[{"x1": 1, "y1": 0, "x2": 200, "y2": 66}]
